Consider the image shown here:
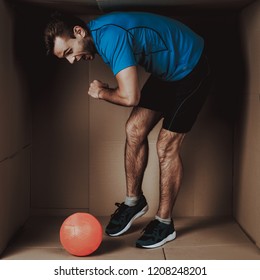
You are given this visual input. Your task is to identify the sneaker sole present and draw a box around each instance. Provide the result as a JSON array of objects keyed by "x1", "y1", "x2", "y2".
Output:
[
  {"x1": 136, "y1": 230, "x2": 177, "y2": 249},
  {"x1": 107, "y1": 204, "x2": 149, "y2": 237}
]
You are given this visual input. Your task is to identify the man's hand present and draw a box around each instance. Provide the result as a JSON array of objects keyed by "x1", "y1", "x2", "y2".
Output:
[{"x1": 88, "y1": 80, "x2": 109, "y2": 99}]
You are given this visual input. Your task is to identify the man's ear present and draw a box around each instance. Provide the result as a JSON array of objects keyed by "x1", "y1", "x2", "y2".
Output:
[{"x1": 73, "y1": 26, "x2": 86, "y2": 38}]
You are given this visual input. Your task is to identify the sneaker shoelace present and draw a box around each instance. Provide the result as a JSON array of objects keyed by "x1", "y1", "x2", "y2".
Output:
[
  {"x1": 111, "y1": 202, "x2": 129, "y2": 219},
  {"x1": 142, "y1": 220, "x2": 160, "y2": 235}
]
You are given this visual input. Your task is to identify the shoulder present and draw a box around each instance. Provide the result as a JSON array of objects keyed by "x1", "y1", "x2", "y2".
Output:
[
  {"x1": 88, "y1": 12, "x2": 127, "y2": 30},
  {"x1": 93, "y1": 24, "x2": 130, "y2": 50}
]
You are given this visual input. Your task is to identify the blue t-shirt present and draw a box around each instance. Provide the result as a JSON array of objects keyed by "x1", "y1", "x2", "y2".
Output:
[{"x1": 88, "y1": 12, "x2": 204, "y2": 81}]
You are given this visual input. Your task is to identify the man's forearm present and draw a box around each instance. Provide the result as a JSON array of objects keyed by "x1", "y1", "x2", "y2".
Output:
[{"x1": 98, "y1": 87, "x2": 136, "y2": 107}]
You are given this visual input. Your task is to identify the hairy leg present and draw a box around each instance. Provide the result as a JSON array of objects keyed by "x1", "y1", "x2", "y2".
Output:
[
  {"x1": 125, "y1": 107, "x2": 162, "y2": 197},
  {"x1": 156, "y1": 128, "x2": 186, "y2": 219}
]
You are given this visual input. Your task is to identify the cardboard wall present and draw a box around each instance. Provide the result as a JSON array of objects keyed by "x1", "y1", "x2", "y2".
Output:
[
  {"x1": 31, "y1": 59, "x2": 90, "y2": 215},
  {"x1": 30, "y1": 20, "x2": 90, "y2": 216},
  {"x1": 234, "y1": 0, "x2": 260, "y2": 248},
  {"x1": 0, "y1": 0, "x2": 255, "y2": 255},
  {"x1": 0, "y1": 0, "x2": 31, "y2": 254}
]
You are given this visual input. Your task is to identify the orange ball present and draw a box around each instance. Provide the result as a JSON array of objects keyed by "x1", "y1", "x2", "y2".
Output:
[{"x1": 60, "y1": 212, "x2": 102, "y2": 256}]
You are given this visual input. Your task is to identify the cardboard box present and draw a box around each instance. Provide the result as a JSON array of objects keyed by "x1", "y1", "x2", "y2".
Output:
[{"x1": 0, "y1": 0, "x2": 259, "y2": 258}]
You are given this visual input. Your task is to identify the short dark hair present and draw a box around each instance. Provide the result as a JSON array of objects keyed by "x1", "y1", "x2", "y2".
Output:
[{"x1": 44, "y1": 11, "x2": 86, "y2": 55}]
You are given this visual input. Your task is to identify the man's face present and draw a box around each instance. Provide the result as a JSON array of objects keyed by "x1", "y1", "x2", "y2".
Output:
[{"x1": 53, "y1": 26, "x2": 96, "y2": 64}]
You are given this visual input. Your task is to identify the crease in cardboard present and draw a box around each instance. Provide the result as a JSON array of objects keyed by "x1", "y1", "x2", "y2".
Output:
[{"x1": 0, "y1": 143, "x2": 31, "y2": 164}]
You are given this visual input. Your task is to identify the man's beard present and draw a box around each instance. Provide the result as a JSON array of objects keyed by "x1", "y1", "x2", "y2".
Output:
[{"x1": 83, "y1": 37, "x2": 96, "y2": 59}]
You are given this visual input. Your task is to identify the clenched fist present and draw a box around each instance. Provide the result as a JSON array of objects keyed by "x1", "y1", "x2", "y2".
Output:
[{"x1": 88, "y1": 80, "x2": 109, "y2": 99}]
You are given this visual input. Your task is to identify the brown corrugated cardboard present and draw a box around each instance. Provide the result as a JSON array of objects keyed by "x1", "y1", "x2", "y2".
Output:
[
  {"x1": 0, "y1": 150, "x2": 30, "y2": 254},
  {"x1": 31, "y1": 57, "x2": 90, "y2": 213},
  {"x1": 0, "y1": 0, "x2": 31, "y2": 161},
  {"x1": 2, "y1": 216, "x2": 259, "y2": 260},
  {"x1": 0, "y1": 0, "x2": 259, "y2": 258},
  {"x1": 0, "y1": 0, "x2": 31, "y2": 255},
  {"x1": 234, "y1": 0, "x2": 260, "y2": 249}
]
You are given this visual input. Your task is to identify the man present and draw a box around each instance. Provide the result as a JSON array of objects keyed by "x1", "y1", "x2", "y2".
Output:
[{"x1": 44, "y1": 11, "x2": 211, "y2": 249}]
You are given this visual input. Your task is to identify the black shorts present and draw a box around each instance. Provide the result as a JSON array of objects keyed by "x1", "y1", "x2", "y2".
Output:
[{"x1": 138, "y1": 51, "x2": 212, "y2": 133}]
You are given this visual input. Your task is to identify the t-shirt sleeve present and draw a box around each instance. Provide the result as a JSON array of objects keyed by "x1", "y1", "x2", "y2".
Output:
[{"x1": 98, "y1": 26, "x2": 137, "y2": 76}]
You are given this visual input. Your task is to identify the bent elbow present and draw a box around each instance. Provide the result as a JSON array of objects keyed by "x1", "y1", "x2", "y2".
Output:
[
  {"x1": 132, "y1": 98, "x2": 140, "y2": 107},
  {"x1": 127, "y1": 98, "x2": 139, "y2": 107},
  {"x1": 125, "y1": 99, "x2": 138, "y2": 107},
  {"x1": 125, "y1": 92, "x2": 140, "y2": 107}
]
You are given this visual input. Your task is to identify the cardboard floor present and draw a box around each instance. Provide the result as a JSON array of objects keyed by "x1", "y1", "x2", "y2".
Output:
[{"x1": 1, "y1": 216, "x2": 260, "y2": 260}]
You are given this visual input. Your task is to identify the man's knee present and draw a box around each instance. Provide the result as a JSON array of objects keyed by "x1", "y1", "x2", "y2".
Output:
[
  {"x1": 157, "y1": 129, "x2": 185, "y2": 160},
  {"x1": 125, "y1": 118, "x2": 147, "y2": 146}
]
